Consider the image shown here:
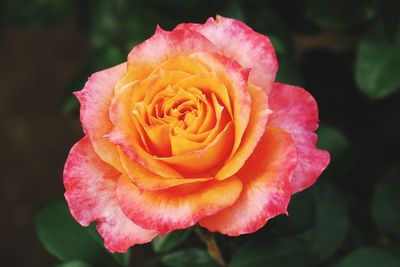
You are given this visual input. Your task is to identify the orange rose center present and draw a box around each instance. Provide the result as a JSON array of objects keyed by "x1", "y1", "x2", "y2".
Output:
[{"x1": 114, "y1": 53, "x2": 243, "y2": 175}]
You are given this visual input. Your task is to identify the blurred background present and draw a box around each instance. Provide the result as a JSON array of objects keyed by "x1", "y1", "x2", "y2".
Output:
[{"x1": 1, "y1": 0, "x2": 400, "y2": 266}]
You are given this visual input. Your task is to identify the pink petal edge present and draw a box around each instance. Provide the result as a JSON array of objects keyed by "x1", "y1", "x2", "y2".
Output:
[
  {"x1": 269, "y1": 82, "x2": 330, "y2": 193},
  {"x1": 176, "y1": 15, "x2": 278, "y2": 94},
  {"x1": 63, "y1": 137, "x2": 157, "y2": 252}
]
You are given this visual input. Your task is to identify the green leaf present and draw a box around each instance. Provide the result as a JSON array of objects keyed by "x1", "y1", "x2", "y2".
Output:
[
  {"x1": 82, "y1": 0, "x2": 127, "y2": 48},
  {"x1": 317, "y1": 125, "x2": 350, "y2": 160},
  {"x1": 355, "y1": 23, "x2": 400, "y2": 99},
  {"x1": 372, "y1": 164, "x2": 400, "y2": 237},
  {"x1": 87, "y1": 224, "x2": 131, "y2": 266},
  {"x1": 297, "y1": 180, "x2": 349, "y2": 261},
  {"x1": 53, "y1": 261, "x2": 92, "y2": 267},
  {"x1": 146, "y1": 0, "x2": 201, "y2": 11},
  {"x1": 230, "y1": 238, "x2": 315, "y2": 267},
  {"x1": 317, "y1": 125, "x2": 352, "y2": 179},
  {"x1": 306, "y1": 0, "x2": 375, "y2": 30},
  {"x1": 275, "y1": 57, "x2": 303, "y2": 85},
  {"x1": 121, "y1": 1, "x2": 175, "y2": 50},
  {"x1": 248, "y1": 181, "x2": 348, "y2": 265},
  {"x1": 162, "y1": 248, "x2": 218, "y2": 267},
  {"x1": 35, "y1": 199, "x2": 121, "y2": 266},
  {"x1": 268, "y1": 190, "x2": 314, "y2": 236},
  {"x1": 221, "y1": 1, "x2": 245, "y2": 22},
  {"x1": 269, "y1": 36, "x2": 286, "y2": 56},
  {"x1": 60, "y1": 95, "x2": 80, "y2": 116},
  {"x1": 245, "y1": 6, "x2": 291, "y2": 53},
  {"x1": 332, "y1": 248, "x2": 400, "y2": 267},
  {"x1": 92, "y1": 45, "x2": 126, "y2": 69},
  {"x1": 111, "y1": 251, "x2": 131, "y2": 267},
  {"x1": 152, "y1": 228, "x2": 193, "y2": 253}
]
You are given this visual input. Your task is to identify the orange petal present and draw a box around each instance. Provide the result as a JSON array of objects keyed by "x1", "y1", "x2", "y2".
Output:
[
  {"x1": 170, "y1": 73, "x2": 233, "y2": 117},
  {"x1": 144, "y1": 124, "x2": 171, "y2": 157},
  {"x1": 118, "y1": 148, "x2": 212, "y2": 192},
  {"x1": 200, "y1": 126, "x2": 297, "y2": 235},
  {"x1": 156, "y1": 122, "x2": 234, "y2": 174},
  {"x1": 215, "y1": 83, "x2": 270, "y2": 179},
  {"x1": 116, "y1": 174, "x2": 243, "y2": 234},
  {"x1": 143, "y1": 70, "x2": 191, "y2": 104},
  {"x1": 191, "y1": 52, "x2": 251, "y2": 158},
  {"x1": 159, "y1": 55, "x2": 210, "y2": 74},
  {"x1": 108, "y1": 83, "x2": 182, "y2": 178}
]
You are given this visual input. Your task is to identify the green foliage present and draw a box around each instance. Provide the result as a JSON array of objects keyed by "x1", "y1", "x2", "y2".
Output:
[
  {"x1": 318, "y1": 125, "x2": 350, "y2": 160},
  {"x1": 276, "y1": 57, "x2": 303, "y2": 85},
  {"x1": 297, "y1": 180, "x2": 349, "y2": 261},
  {"x1": 372, "y1": 164, "x2": 400, "y2": 237},
  {"x1": 230, "y1": 238, "x2": 315, "y2": 267},
  {"x1": 152, "y1": 228, "x2": 193, "y2": 253},
  {"x1": 230, "y1": 180, "x2": 348, "y2": 267},
  {"x1": 162, "y1": 248, "x2": 219, "y2": 267},
  {"x1": 332, "y1": 248, "x2": 400, "y2": 267},
  {"x1": 306, "y1": 0, "x2": 375, "y2": 30},
  {"x1": 355, "y1": 23, "x2": 400, "y2": 99},
  {"x1": 268, "y1": 190, "x2": 314, "y2": 235},
  {"x1": 221, "y1": 1, "x2": 246, "y2": 22},
  {"x1": 35, "y1": 199, "x2": 129, "y2": 267}
]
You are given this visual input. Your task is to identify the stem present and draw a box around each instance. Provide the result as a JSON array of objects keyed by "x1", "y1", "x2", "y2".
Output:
[
  {"x1": 195, "y1": 225, "x2": 226, "y2": 266},
  {"x1": 292, "y1": 32, "x2": 359, "y2": 61}
]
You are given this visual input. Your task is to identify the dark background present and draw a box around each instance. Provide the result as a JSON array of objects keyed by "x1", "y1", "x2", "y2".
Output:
[{"x1": 1, "y1": 0, "x2": 400, "y2": 267}]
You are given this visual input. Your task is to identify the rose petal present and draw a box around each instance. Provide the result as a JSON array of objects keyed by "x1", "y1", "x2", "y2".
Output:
[
  {"x1": 63, "y1": 137, "x2": 157, "y2": 252},
  {"x1": 170, "y1": 73, "x2": 233, "y2": 116},
  {"x1": 116, "y1": 174, "x2": 243, "y2": 234},
  {"x1": 108, "y1": 83, "x2": 183, "y2": 178},
  {"x1": 156, "y1": 121, "x2": 234, "y2": 174},
  {"x1": 269, "y1": 82, "x2": 330, "y2": 193},
  {"x1": 216, "y1": 83, "x2": 270, "y2": 179},
  {"x1": 159, "y1": 55, "x2": 210, "y2": 75},
  {"x1": 191, "y1": 52, "x2": 251, "y2": 159},
  {"x1": 169, "y1": 94, "x2": 227, "y2": 154},
  {"x1": 200, "y1": 126, "x2": 297, "y2": 235},
  {"x1": 75, "y1": 63, "x2": 126, "y2": 171},
  {"x1": 115, "y1": 27, "x2": 218, "y2": 91},
  {"x1": 118, "y1": 148, "x2": 213, "y2": 192},
  {"x1": 176, "y1": 16, "x2": 278, "y2": 94}
]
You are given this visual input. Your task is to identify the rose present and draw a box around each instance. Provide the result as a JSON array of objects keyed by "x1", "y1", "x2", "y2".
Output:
[{"x1": 63, "y1": 16, "x2": 330, "y2": 252}]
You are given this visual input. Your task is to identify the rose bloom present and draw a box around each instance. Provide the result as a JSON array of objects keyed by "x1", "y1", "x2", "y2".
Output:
[{"x1": 64, "y1": 16, "x2": 330, "y2": 252}]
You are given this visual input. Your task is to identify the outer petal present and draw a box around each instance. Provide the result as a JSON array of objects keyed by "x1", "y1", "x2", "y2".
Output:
[
  {"x1": 200, "y1": 126, "x2": 297, "y2": 235},
  {"x1": 116, "y1": 27, "x2": 218, "y2": 90},
  {"x1": 269, "y1": 83, "x2": 330, "y2": 193},
  {"x1": 116, "y1": 174, "x2": 243, "y2": 235},
  {"x1": 75, "y1": 63, "x2": 126, "y2": 171},
  {"x1": 63, "y1": 137, "x2": 157, "y2": 252},
  {"x1": 176, "y1": 16, "x2": 278, "y2": 94}
]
